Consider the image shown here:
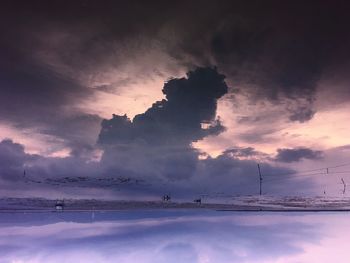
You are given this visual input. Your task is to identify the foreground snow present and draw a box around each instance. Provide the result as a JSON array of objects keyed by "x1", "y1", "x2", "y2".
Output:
[{"x1": 1, "y1": 195, "x2": 350, "y2": 211}]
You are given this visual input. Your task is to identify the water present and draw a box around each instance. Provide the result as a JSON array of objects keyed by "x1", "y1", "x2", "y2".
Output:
[{"x1": 0, "y1": 210, "x2": 349, "y2": 263}]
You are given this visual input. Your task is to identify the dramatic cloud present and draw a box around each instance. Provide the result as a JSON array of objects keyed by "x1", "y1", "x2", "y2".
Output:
[
  {"x1": 0, "y1": 1, "x2": 349, "y2": 198},
  {"x1": 0, "y1": 31, "x2": 102, "y2": 155},
  {"x1": 165, "y1": 1, "x2": 350, "y2": 123},
  {"x1": 3, "y1": 1, "x2": 350, "y2": 127},
  {"x1": 99, "y1": 67, "x2": 227, "y2": 146},
  {"x1": 275, "y1": 147, "x2": 323, "y2": 163},
  {"x1": 97, "y1": 67, "x2": 227, "y2": 181},
  {"x1": 0, "y1": 139, "x2": 33, "y2": 181},
  {"x1": 0, "y1": 67, "x2": 309, "y2": 198},
  {"x1": 222, "y1": 147, "x2": 269, "y2": 160}
]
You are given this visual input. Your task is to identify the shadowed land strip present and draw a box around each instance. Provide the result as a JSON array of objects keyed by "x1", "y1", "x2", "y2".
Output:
[{"x1": 1, "y1": 197, "x2": 350, "y2": 212}]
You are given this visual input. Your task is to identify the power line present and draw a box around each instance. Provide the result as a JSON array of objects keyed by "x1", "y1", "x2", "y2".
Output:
[
  {"x1": 327, "y1": 171, "x2": 350, "y2": 174},
  {"x1": 263, "y1": 170, "x2": 350, "y2": 183},
  {"x1": 263, "y1": 162, "x2": 350, "y2": 178},
  {"x1": 263, "y1": 172, "x2": 325, "y2": 183},
  {"x1": 265, "y1": 171, "x2": 347, "y2": 183}
]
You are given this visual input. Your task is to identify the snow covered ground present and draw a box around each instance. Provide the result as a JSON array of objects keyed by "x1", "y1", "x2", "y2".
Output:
[{"x1": 1, "y1": 195, "x2": 350, "y2": 211}]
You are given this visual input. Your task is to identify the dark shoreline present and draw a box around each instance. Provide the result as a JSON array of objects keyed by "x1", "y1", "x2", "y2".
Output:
[{"x1": 1, "y1": 196, "x2": 350, "y2": 212}]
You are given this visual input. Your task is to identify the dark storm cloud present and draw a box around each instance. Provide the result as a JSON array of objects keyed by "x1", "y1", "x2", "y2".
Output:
[
  {"x1": 275, "y1": 147, "x2": 324, "y2": 163},
  {"x1": 0, "y1": 139, "x2": 37, "y2": 181},
  {"x1": 222, "y1": 147, "x2": 268, "y2": 159},
  {"x1": 0, "y1": 140, "x2": 143, "y2": 194},
  {"x1": 0, "y1": 139, "x2": 110, "y2": 198},
  {"x1": 0, "y1": 0, "x2": 183, "y2": 80},
  {"x1": 0, "y1": 23, "x2": 102, "y2": 152},
  {"x1": 202, "y1": 149, "x2": 289, "y2": 181},
  {"x1": 98, "y1": 67, "x2": 227, "y2": 180},
  {"x1": 188, "y1": 150, "x2": 313, "y2": 197},
  {"x1": 41, "y1": 114, "x2": 102, "y2": 156},
  {"x1": 287, "y1": 105, "x2": 316, "y2": 123},
  {"x1": 0, "y1": 21, "x2": 100, "y2": 144},
  {"x1": 0, "y1": 63, "x2": 313, "y2": 197},
  {"x1": 0, "y1": 139, "x2": 82, "y2": 181},
  {"x1": 0, "y1": 138, "x2": 311, "y2": 197},
  {"x1": 99, "y1": 67, "x2": 227, "y2": 146},
  {"x1": 1, "y1": 0, "x2": 349, "y2": 149},
  {"x1": 0, "y1": 1, "x2": 348, "y2": 197},
  {"x1": 0, "y1": 1, "x2": 188, "y2": 155},
  {"x1": 0, "y1": 53, "x2": 88, "y2": 123},
  {"x1": 159, "y1": 1, "x2": 350, "y2": 122},
  {"x1": 95, "y1": 68, "x2": 314, "y2": 197}
]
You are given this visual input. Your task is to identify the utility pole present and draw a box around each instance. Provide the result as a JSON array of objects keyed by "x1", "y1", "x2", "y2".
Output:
[
  {"x1": 341, "y1": 178, "x2": 346, "y2": 195},
  {"x1": 257, "y1": 164, "x2": 262, "y2": 195}
]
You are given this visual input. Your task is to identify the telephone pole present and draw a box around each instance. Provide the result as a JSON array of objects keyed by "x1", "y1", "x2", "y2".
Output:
[
  {"x1": 341, "y1": 178, "x2": 346, "y2": 195},
  {"x1": 257, "y1": 164, "x2": 262, "y2": 195}
]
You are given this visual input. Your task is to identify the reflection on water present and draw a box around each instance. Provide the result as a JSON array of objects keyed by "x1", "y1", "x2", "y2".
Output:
[{"x1": 0, "y1": 210, "x2": 349, "y2": 263}]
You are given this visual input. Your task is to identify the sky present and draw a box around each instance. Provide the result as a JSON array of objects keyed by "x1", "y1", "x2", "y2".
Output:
[{"x1": 0, "y1": 0, "x2": 350, "y2": 199}]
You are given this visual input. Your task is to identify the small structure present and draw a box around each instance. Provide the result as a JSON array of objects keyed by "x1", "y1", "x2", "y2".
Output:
[
  {"x1": 162, "y1": 194, "x2": 171, "y2": 203},
  {"x1": 55, "y1": 200, "x2": 64, "y2": 211},
  {"x1": 193, "y1": 198, "x2": 201, "y2": 205}
]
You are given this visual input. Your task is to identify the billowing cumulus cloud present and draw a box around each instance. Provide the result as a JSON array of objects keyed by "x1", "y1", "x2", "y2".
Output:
[
  {"x1": 99, "y1": 67, "x2": 227, "y2": 146},
  {"x1": 0, "y1": 139, "x2": 95, "y2": 184},
  {"x1": 0, "y1": 139, "x2": 36, "y2": 181},
  {"x1": 275, "y1": 147, "x2": 324, "y2": 163},
  {"x1": 98, "y1": 67, "x2": 227, "y2": 180},
  {"x1": 0, "y1": 67, "x2": 310, "y2": 198}
]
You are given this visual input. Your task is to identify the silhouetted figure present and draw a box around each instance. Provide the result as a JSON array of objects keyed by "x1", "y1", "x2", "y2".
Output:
[
  {"x1": 55, "y1": 200, "x2": 64, "y2": 211},
  {"x1": 194, "y1": 198, "x2": 201, "y2": 205},
  {"x1": 162, "y1": 194, "x2": 171, "y2": 202}
]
